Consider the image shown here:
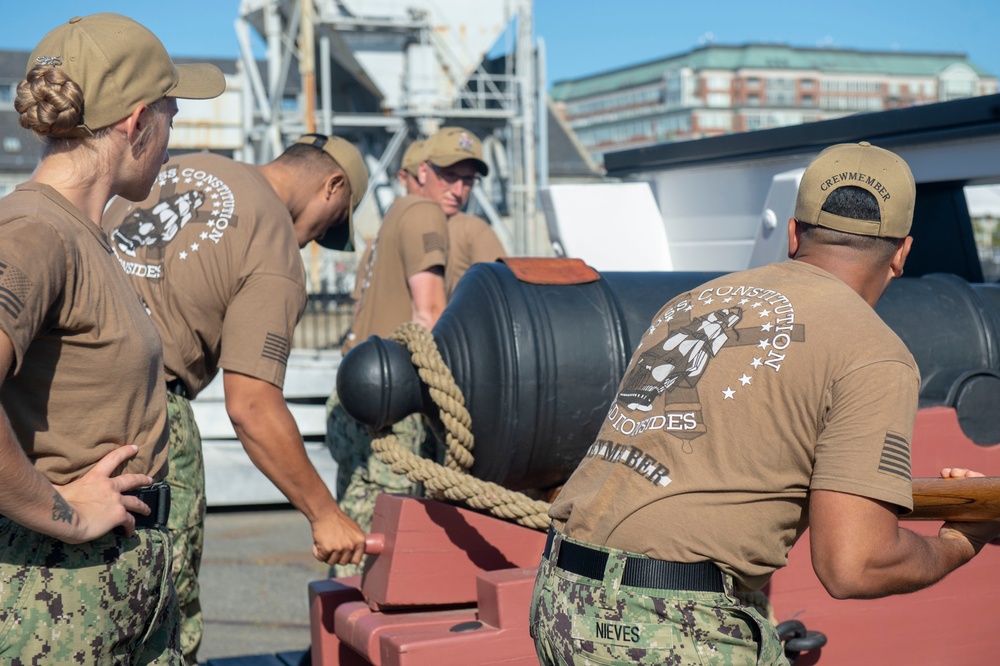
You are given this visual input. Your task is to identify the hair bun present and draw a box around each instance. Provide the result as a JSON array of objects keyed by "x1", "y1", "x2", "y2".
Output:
[{"x1": 15, "y1": 65, "x2": 84, "y2": 138}]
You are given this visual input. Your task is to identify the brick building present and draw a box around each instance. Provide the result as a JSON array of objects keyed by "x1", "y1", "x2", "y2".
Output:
[{"x1": 550, "y1": 43, "x2": 998, "y2": 166}]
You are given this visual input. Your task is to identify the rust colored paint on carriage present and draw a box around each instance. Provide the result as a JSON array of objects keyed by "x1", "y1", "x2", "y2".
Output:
[
  {"x1": 310, "y1": 406, "x2": 1000, "y2": 665},
  {"x1": 309, "y1": 494, "x2": 544, "y2": 665},
  {"x1": 765, "y1": 406, "x2": 1000, "y2": 666}
]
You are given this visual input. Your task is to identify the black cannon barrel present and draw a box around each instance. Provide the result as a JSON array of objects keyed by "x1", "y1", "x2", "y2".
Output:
[
  {"x1": 337, "y1": 262, "x2": 1000, "y2": 490},
  {"x1": 875, "y1": 273, "x2": 1000, "y2": 445}
]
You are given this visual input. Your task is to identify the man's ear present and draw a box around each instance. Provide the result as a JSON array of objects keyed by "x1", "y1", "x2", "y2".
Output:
[
  {"x1": 889, "y1": 236, "x2": 913, "y2": 278},
  {"x1": 325, "y1": 172, "x2": 346, "y2": 200},
  {"x1": 786, "y1": 218, "x2": 800, "y2": 259},
  {"x1": 417, "y1": 162, "x2": 429, "y2": 187}
]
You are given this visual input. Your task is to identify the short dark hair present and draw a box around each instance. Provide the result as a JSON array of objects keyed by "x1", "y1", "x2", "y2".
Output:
[
  {"x1": 797, "y1": 187, "x2": 902, "y2": 263},
  {"x1": 820, "y1": 185, "x2": 882, "y2": 222},
  {"x1": 276, "y1": 142, "x2": 342, "y2": 172}
]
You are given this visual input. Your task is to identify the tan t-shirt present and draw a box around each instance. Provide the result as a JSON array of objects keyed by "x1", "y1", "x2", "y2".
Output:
[
  {"x1": 0, "y1": 183, "x2": 168, "y2": 483},
  {"x1": 103, "y1": 154, "x2": 306, "y2": 399},
  {"x1": 343, "y1": 196, "x2": 447, "y2": 352},
  {"x1": 550, "y1": 260, "x2": 918, "y2": 590},
  {"x1": 444, "y1": 212, "x2": 506, "y2": 299}
]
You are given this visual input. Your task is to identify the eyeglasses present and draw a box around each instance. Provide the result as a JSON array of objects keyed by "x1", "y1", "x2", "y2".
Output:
[{"x1": 429, "y1": 163, "x2": 480, "y2": 188}]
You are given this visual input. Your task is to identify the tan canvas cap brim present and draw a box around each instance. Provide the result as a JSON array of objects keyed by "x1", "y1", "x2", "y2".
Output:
[{"x1": 170, "y1": 63, "x2": 226, "y2": 100}]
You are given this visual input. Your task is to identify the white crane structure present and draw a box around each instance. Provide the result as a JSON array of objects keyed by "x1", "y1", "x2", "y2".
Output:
[{"x1": 235, "y1": 0, "x2": 546, "y2": 256}]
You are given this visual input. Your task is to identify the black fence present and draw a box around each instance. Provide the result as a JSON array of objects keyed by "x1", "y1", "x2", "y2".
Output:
[{"x1": 292, "y1": 292, "x2": 355, "y2": 350}]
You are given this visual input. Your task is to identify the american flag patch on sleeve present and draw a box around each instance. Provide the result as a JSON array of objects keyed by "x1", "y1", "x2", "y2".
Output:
[
  {"x1": 423, "y1": 232, "x2": 446, "y2": 254},
  {"x1": 878, "y1": 431, "x2": 911, "y2": 481},
  {"x1": 0, "y1": 261, "x2": 31, "y2": 319},
  {"x1": 261, "y1": 332, "x2": 290, "y2": 366}
]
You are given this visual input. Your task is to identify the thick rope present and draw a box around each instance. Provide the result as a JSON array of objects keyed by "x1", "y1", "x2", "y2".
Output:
[
  {"x1": 369, "y1": 322, "x2": 773, "y2": 622},
  {"x1": 367, "y1": 322, "x2": 550, "y2": 529},
  {"x1": 388, "y1": 323, "x2": 474, "y2": 472},
  {"x1": 371, "y1": 431, "x2": 551, "y2": 530}
]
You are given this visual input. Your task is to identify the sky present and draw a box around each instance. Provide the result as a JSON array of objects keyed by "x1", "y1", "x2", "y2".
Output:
[{"x1": 2, "y1": 1, "x2": 999, "y2": 86}]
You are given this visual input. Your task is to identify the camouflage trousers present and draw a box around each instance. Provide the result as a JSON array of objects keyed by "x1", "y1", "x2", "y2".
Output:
[
  {"x1": 165, "y1": 391, "x2": 206, "y2": 665},
  {"x1": 325, "y1": 390, "x2": 427, "y2": 577},
  {"x1": 0, "y1": 517, "x2": 181, "y2": 665},
  {"x1": 530, "y1": 529, "x2": 788, "y2": 666}
]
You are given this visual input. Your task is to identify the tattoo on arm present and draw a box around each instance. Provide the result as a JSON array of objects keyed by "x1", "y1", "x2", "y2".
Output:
[{"x1": 51, "y1": 492, "x2": 75, "y2": 524}]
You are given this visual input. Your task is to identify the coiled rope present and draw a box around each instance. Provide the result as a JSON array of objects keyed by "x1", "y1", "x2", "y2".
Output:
[{"x1": 369, "y1": 322, "x2": 551, "y2": 530}]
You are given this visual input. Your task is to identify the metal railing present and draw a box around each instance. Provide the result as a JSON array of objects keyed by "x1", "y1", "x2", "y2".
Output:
[{"x1": 292, "y1": 292, "x2": 355, "y2": 350}]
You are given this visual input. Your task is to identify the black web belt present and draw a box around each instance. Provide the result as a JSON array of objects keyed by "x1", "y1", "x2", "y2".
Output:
[
  {"x1": 543, "y1": 526, "x2": 724, "y2": 593},
  {"x1": 166, "y1": 379, "x2": 189, "y2": 399},
  {"x1": 123, "y1": 482, "x2": 171, "y2": 530}
]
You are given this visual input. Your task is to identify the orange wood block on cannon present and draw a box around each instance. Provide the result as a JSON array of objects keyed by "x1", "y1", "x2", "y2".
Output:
[{"x1": 309, "y1": 495, "x2": 546, "y2": 665}]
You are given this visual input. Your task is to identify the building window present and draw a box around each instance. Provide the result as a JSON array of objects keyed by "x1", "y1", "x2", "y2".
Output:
[
  {"x1": 767, "y1": 91, "x2": 795, "y2": 106},
  {"x1": 698, "y1": 111, "x2": 732, "y2": 130},
  {"x1": 3, "y1": 137, "x2": 20, "y2": 153},
  {"x1": 746, "y1": 77, "x2": 760, "y2": 87},
  {"x1": 0, "y1": 85, "x2": 14, "y2": 103},
  {"x1": 800, "y1": 79, "x2": 815, "y2": 90},
  {"x1": 706, "y1": 75, "x2": 729, "y2": 89},
  {"x1": 707, "y1": 92, "x2": 730, "y2": 107},
  {"x1": 747, "y1": 94, "x2": 760, "y2": 106},
  {"x1": 801, "y1": 95, "x2": 815, "y2": 107},
  {"x1": 281, "y1": 94, "x2": 299, "y2": 112}
]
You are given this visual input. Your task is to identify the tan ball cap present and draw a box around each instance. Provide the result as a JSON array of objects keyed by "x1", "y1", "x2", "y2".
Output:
[
  {"x1": 795, "y1": 141, "x2": 915, "y2": 238},
  {"x1": 400, "y1": 140, "x2": 425, "y2": 176},
  {"x1": 295, "y1": 134, "x2": 369, "y2": 251},
  {"x1": 28, "y1": 13, "x2": 226, "y2": 138},
  {"x1": 422, "y1": 126, "x2": 489, "y2": 176}
]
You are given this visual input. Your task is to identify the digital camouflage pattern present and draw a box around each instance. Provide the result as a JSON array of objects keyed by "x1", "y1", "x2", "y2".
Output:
[
  {"x1": 325, "y1": 391, "x2": 427, "y2": 577},
  {"x1": 165, "y1": 391, "x2": 206, "y2": 665},
  {"x1": 0, "y1": 518, "x2": 180, "y2": 665},
  {"x1": 530, "y1": 531, "x2": 788, "y2": 666}
]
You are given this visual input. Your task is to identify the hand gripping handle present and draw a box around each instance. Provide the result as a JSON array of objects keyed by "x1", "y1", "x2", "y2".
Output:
[{"x1": 364, "y1": 533, "x2": 385, "y2": 555}]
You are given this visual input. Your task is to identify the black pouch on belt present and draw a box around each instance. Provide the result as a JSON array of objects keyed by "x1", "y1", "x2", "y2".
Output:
[{"x1": 123, "y1": 482, "x2": 171, "y2": 530}]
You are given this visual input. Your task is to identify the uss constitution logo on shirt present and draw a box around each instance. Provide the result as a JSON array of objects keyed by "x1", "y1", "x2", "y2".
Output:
[
  {"x1": 109, "y1": 166, "x2": 240, "y2": 278},
  {"x1": 612, "y1": 284, "x2": 806, "y2": 446}
]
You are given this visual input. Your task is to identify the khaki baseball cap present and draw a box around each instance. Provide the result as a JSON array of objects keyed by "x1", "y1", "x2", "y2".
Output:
[
  {"x1": 422, "y1": 127, "x2": 489, "y2": 176},
  {"x1": 294, "y1": 134, "x2": 369, "y2": 251},
  {"x1": 794, "y1": 141, "x2": 915, "y2": 238},
  {"x1": 400, "y1": 140, "x2": 425, "y2": 176},
  {"x1": 28, "y1": 13, "x2": 225, "y2": 138}
]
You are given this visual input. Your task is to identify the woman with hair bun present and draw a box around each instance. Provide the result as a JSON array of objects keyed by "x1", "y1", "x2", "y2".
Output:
[{"x1": 0, "y1": 13, "x2": 223, "y2": 664}]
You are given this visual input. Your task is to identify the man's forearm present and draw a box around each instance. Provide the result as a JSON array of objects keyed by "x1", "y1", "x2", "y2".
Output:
[
  {"x1": 227, "y1": 385, "x2": 339, "y2": 522},
  {"x1": 809, "y1": 488, "x2": 980, "y2": 599},
  {"x1": 412, "y1": 306, "x2": 442, "y2": 330},
  {"x1": 408, "y1": 269, "x2": 446, "y2": 330},
  {"x1": 837, "y1": 526, "x2": 975, "y2": 599}
]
